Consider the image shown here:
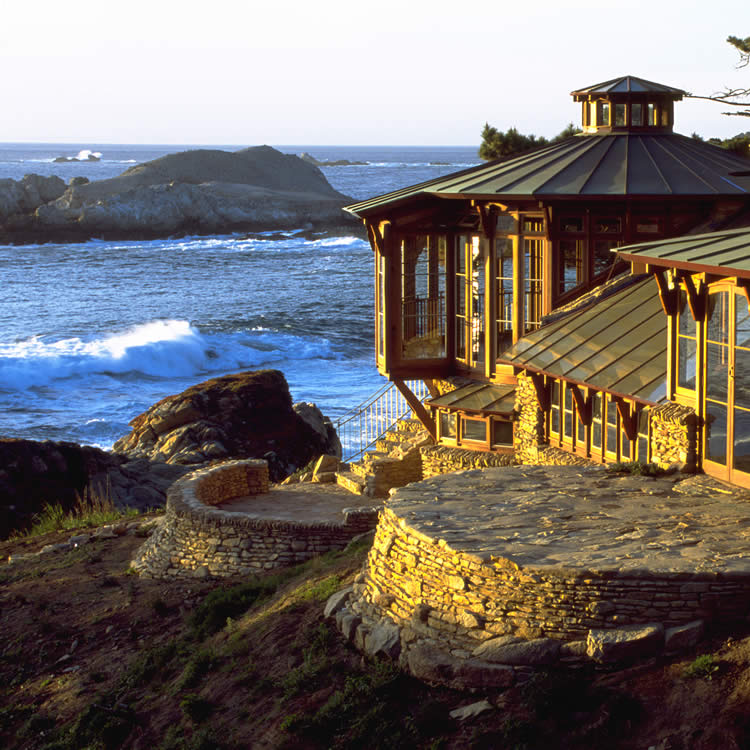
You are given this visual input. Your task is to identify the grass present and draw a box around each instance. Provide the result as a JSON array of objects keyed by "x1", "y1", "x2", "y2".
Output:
[
  {"x1": 16, "y1": 484, "x2": 139, "y2": 539},
  {"x1": 683, "y1": 653, "x2": 721, "y2": 680},
  {"x1": 606, "y1": 461, "x2": 666, "y2": 477}
]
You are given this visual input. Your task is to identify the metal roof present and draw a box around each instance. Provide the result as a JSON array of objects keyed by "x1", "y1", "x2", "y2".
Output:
[
  {"x1": 345, "y1": 134, "x2": 750, "y2": 217},
  {"x1": 427, "y1": 382, "x2": 517, "y2": 414},
  {"x1": 571, "y1": 76, "x2": 686, "y2": 98},
  {"x1": 499, "y1": 276, "x2": 667, "y2": 404},
  {"x1": 616, "y1": 226, "x2": 750, "y2": 278}
]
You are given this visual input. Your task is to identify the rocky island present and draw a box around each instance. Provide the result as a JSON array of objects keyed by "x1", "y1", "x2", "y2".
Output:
[{"x1": 0, "y1": 146, "x2": 357, "y2": 244}]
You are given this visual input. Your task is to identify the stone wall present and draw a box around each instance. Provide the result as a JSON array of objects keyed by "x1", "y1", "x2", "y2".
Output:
[
  {"x1": 650, "y1": 402, "x2": 699, "y2": 471},
  {"x1": 329, "y1": 502, "x2": 750, "y2": 687},
  {"x1": 194, "y1": 459, "x2": 268, "y2": 505},
  {"x1": 420, "y1": 445, "x2": 515, "y2": 478},
  {"x1": 132, "y1": 459, "x2": 378, "y2": 579}
]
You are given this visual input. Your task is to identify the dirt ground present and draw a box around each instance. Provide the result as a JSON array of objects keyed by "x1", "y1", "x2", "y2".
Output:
[{"x1": 4, "y1": 520, "x2": 750, "y2": 749}]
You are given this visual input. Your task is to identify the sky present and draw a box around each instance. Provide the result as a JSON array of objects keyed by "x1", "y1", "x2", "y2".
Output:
[{"x1": 0, "y1": 0, "x2": 748, "y2": 146}]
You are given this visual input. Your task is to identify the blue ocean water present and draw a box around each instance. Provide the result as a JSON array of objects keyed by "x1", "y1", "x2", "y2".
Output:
[{"x1": 0, "y1": 143, "x2": 479, "y2": 449}]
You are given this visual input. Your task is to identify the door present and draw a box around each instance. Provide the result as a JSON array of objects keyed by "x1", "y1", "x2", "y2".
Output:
[{"x1": 704, "y1": 286, "x2": 750, "y2": 486}]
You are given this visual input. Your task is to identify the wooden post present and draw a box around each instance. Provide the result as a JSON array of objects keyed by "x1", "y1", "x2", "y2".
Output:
[{"x1": 393, "y1": 378, "x2": 436, "y2": 440}]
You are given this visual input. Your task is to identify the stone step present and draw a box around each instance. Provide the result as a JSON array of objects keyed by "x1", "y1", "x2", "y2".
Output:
[
  {"x1": 350, "y1": 461, "x2": 372, "y2": 479},
  {"x1": 336, "y1": 470, "x2": 367, "y2": 495},
  {"x1": 396, "y1": 417, "x2": 423, "y2": 433},
  {"x1": 359, "y1": 451, "x2": 388, "y2": 466}
]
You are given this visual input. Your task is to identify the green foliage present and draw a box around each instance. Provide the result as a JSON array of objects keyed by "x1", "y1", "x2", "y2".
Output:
[
  {"x1": 281, "y1": 622, "x2": 333, "y2": 698},
  {"x1": 683, "y1": 653, "x2": 721, "y2": 680},
  {"x1": 176, "y1": 650, "x2": 216, "y2": 692},
  {"x1": 479, "y1": 122, "x2": 581, "y2": 161},
  {"x1": 606, "y1": 461, "x2": 665, "y2": 477}
]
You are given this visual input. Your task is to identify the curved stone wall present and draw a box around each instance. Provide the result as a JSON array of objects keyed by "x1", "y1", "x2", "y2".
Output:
[
  {"x1": 330, "y1": 466, "x2": 750, "y2": 689},
  {"x1": 132, "y1": 459, "x2": 378, "y2": 579}
]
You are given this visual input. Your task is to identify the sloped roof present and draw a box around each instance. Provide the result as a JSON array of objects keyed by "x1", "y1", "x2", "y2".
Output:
[
  {"x1": 345, "y1": 134, "x2": 750, "y2": 217},
  {"x1": 571, "y1": 76, "x2": 686, "y2": 98},
  {"x1": 616, "y1": 226, "x2": 750, "y2": 278},
  {"x1": 427, "y1": 382, "x2": 516, "y2": 414},
  {"x1": 498, "y1": 276, "x2": 667, "y2": 404}
]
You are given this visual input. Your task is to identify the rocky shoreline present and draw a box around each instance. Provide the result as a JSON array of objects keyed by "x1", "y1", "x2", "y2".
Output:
[
  {"x1": 0, "y1": 145, "x2": 359, "y2": 245},
  {"x1": 0, "y1": 369, "x2": 341, "y2": 539}
]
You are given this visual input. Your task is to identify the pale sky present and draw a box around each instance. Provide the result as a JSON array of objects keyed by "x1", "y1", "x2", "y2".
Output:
[{"x1": 1, "y1": 0, "x2": 748, "y2": 145}]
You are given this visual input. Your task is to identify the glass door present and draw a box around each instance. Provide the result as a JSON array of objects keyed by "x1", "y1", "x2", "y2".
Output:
[{"x1": 704, "y1": 287, "x2": 750, "y2": 486}]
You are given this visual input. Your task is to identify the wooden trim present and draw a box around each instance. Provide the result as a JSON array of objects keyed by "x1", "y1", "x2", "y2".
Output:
[
  {"x1": 529, "y1": 372, "x2": 550, "y2": 412},
  {"x1": 738, "y1": 279, "x2": 750, "y2": 313},
  {"x1": 570, "y1": 384, "x2": 592, "y2": 425},
  {"x1": 367, "y1": 221, "x2": 385, "y2": 255},
  {"x1": 424, "y1": 379, "x2": 440, "y2": 399},
  {"x1": 476, "y1": 203, "x2": 497, "y2": 239},
  {"x1": 653, "y1": 270, "x2": 677, "y2": 316},
  {"x1": 393, "y1": 378, "x2": 436, "y2": 440},
  {"x1": 680, "y1": 273, "x2": 705, "y2": 321},
  {"x1": 615, "y1": 397, "x2": 638, "y2": 442},
  {"x1": 383, "y1": 223, "x2": 396, "y2": 373}
]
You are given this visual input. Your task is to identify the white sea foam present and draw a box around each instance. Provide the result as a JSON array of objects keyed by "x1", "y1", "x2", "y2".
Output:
[{"x1": 0, "y1": 319, "x2": 336, "y2": 389}]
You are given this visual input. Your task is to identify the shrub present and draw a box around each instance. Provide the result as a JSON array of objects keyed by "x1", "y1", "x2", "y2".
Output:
[{"x1": 683, "y1": 654, "x2": 720, "y2": 680}]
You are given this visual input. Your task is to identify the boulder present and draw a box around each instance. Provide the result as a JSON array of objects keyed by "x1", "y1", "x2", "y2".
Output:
[
  {"x1": 472, "y1": 636, "x2": 561, "y2": 666},
  {"x1": 586, "y1": 623, "x2": 664, "y2": 664},
  {"x1": 664, "y1": 620, "x2": 704, "y2": 652},
  {"x1": 112, "y1": 369, "x2": 340, "y2": 481}
]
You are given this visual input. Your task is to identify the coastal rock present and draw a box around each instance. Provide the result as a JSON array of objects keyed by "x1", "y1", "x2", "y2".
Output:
[
  {"x1": 3, "y1": 146, "x2": 357, "y2": 243},
  {"x1": 112, "y1": 369, "x2": 340, "y2": 481},
  {"x1": 0, "y1": 174, "x2": 65, "y2": 222},
  {"x1": 0, "y1": 438, "x2": 186, "y2": 538}
]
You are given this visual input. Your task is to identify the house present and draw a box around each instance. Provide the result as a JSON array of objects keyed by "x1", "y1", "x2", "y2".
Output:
[{"x1": 344, "y1": 76, "x2": 750, "y2": 482}]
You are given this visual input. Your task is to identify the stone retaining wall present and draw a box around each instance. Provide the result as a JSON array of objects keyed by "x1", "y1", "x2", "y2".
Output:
[
  {"x1": 132, "y1": 459, "x2": 378, "y2": 579},
  {"x1": 420, "y1": 445, "x2": 515, "y2": 478},
  {"x1": 329, "y1": 493, "x2": 750, "y2": 688},
  {"x1": 650, "y1": 402, "x2": 699, "y2": 471}
]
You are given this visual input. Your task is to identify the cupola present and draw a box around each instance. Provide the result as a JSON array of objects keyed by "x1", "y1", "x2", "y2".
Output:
[{"x1": 571, "y1": 75, "x2": 686, "y2": 134}]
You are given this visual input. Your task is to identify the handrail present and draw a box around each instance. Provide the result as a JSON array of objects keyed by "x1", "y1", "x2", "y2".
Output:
[{"x1": 335, "y1": 379, "x2": 429, "y2": 462}]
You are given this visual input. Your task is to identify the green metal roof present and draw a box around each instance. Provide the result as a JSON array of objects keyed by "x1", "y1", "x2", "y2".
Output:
[
  {"x1": 499, "y1": 276, "x2": 667, "y2": 404},
  {"x1": 571, "y1": 76, "x2": 686, "y2": 99},
  {"x1": 345, "y1": 134, "x2": 750, "y2": 218},
  {"x1": 616, "y1": 226, "x2": 750, "y2": 278},
  {"x1": 427, "y1": 382, "x2": 516, "y2": 414}
]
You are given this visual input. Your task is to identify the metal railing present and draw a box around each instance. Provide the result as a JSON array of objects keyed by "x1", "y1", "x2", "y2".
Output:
[{"x1": 335, "y1": 379, "x2": 430, "y2": 463}]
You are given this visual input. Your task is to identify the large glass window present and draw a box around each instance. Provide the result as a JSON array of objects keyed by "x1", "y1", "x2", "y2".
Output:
[
  {"x1": 615, "y1": 103, "x2": 627, "y2": 126},
  {"x1": 496, "y1": 237, "x2": 513, "y2": 354},
  {"x1": 677, "y1": 289, "x2": 697, "y2": 391},
  {"x1": 637, "y1": 408, "x2": 650, "y2": 464},
  {"x1": 524, "y1": 237, "x2": 544, "y2": 333},
  {"x1": 462, "y1": 418, "x2": 487, "y2": 443},
  {"x1": 455, "y1": 235, "x2": 484, "y2": 368},
  {"x1": 377, "y1": 254, "x2": 386, "y2": 360},
  {"x1": 559, "y1": 239, "x2": 584, "y2": 294},
  {"x1": 596, "y1": 100, "x2": 610, "y2": 127},
  {"x1": 550, "y1": 381, "x2": 560, "y2": 437},
  {"x1": 631, "y1": 103, "x2": 643, "y2": 126},
  {"x1": 401, "y1": 235, "x2": 446, "y2": 359}
]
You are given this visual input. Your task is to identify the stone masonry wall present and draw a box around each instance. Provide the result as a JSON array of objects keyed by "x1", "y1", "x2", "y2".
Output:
[
  {"x1": 420, "y1": 445, "x2": 515, "y2": 478},
  {"x1": 651, "y1": 402, "x2": 699, "y2": 471},
  {"x1": 132, "y1": 459, "x2": 378, "y2": 579},
  {"x1": 350, "y1": 506, "x2": 750, "y2": 648}
]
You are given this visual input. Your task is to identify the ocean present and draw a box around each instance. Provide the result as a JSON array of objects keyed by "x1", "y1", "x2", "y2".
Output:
[{"x1": 0, "y1": 143, "x2": 479, "y2": 450}]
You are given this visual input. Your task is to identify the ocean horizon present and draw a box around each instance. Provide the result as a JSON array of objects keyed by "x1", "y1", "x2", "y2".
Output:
[{"x1": 0, "y1": 143, "x2": 480, "y2": 450}]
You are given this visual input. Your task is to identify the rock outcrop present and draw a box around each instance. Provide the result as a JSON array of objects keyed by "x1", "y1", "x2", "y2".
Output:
[
  {"x1": 112, "y1": 369, "x2": 340, "y2": 481},
  {"x1": 0, "y1": 146, "x2": 357, "y2": 243},
  {"x1": 0, "y1": 438, "x2": 188, "y2": 539}
]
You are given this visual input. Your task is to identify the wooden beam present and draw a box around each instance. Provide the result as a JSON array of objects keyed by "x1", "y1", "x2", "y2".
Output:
[
  {"x1": 366, "y1": 221, "x2": 385, "y2": 255},
  {"x1": 738, "y1": 279, "x2": 750, "y2": 314},
  {"x1": 529, "y1": 372, "x2": 550, "y2": 412},
  {"x1": 392, "y1": 378, "x2": 436, "y2": 440},
  {"x1": 570, "y1": 384, "x2": 592, "y2": 425},
  {"x1": 424, "y1": 379, "x2": 440, "y2": 399},
  {"x1": 679, "y1": 273, "x2": 705, "y2": 321},
  {"x1": 476, "y1": 204, "x2": 497, "y2": 239},
  {"x1": 615, "y1": 397, "x2": 637, "y2": 442},
  {"x1": 653, "y1": 270, "x2": 677, "y2": 316}
]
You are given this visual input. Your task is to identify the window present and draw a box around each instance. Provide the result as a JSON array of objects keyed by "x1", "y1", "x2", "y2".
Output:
[
  {"x1": 401, "y1": 235, "x2": 446, "y2": 359},
  {"x1": 563, "y1": 385, "x2": 575, "y2": 444},
  {"x1": 492, "y1": 419, "x2": 513, "y2": 447},
  {"x1": 455, "y1": 235, "x2": 484, "y2": 368},
  {"x1": 631, "y1": 102, "x2": 643, "y2": 126},
  {"x1": 647, "y1": 103, "x2": 657, "y2": 126},
  {"x1": 524, "y1": 237, "x2": 544, "y2": 332},
  {"x1": 496, "y1": 237, "x2": 513, "y2": 354},
  {"x1": 560, "y1": 216, "x2": 584, "y2": 233},
  {"x1": 635, "y1": 218, "x2": 661, "y2": 234},
  {"x1": 615, "y1": 103, "x2": 627, "y2": 127},
  {"x1": 559, "y1": 239, "x2": 584, "y2": 294},
  {"x1": 550, "y1": 381, "x2": 560, "y2": 437},
  {"x1": 605, "y1": 398, "x2": 618, "y2": 459},
  {"x1": 596, "y1": 100, "x2": 610, "y2": 127},
  {"x1": 677, "y1": 289, "x2": 697, "y2": 391},
  {"x1": 462, "y1": 418, "x2": 487, "y2": 443},
  {"x1": 591, "y1": 393, "x2": 603, "y2": 453},
  {"x1": 377, "y1": 255, "x2": 386, "y2": 360},
  {"x1": 440, "y1": 411, "x2": 457, "y2": 440},
  {"x1": 636, "y1": 408, "x2": 649, "y2": 463}
]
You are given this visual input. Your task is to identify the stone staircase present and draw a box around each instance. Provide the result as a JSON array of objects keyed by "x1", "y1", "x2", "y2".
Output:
[{"x1": 335, "y1": 417, "x2": 432, "y2": 498}]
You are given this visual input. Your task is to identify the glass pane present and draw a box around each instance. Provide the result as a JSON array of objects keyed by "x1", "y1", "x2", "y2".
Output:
[
  {"x1": 706, "y1": 342, "x2": 729, "y2": 402},
  {"x1": 631, "y1": 103, "x2": 642, "y2": 126},
  {"x1": 621, "y1": 431, "x2": 631, "y2": 459},
  {"x1": 462, "y1": 418, "x2": 487, "y2": 442},
  {"x1": 678, "y1": 335, "x2": 697, "y2": 390},
  {"x1": 492, "y1": 420, "x2": 513, "y2": 446},
  {"x1": 596, "y1": 100, "x2": 610, "y2": 126},
  {"x1": 678, "y1": 291, "x2": 695, "y2": 336},
  {"x1": 560, "y1": 216, "x2": 583, "y2": 233},
  {"x1": 736, "y1": 291, "x2": 750, "y2": 349},
  {"x1": 733, "y1": 407, "x2": 750, "y2": 473},
  {"x1": 440, "y1": 412, "x2": 456, "y2": 439},
  {"x1": 647, "y1": 103, "x2": 656, "y2": 126},
  {"x1": 705, "y1": 401, "x2": 728, "y2": 465},
  {"x1": 615, "y1": 103, "x2": 626, "y2": 126},
  {"x1": 559, "y1": 239, "x2": 584, "y2": 294},
  {"x1": 735, "y1": 348, "x2": 750, "y2": 410},
  {"x1": 593, "y1": 240, "x2": 619, "y2": 277},
  {"x1": 606, "y1": 426, "x2": 617, "y2": 455},
  {"x1": 551, "y1": 406, "x2": 560, "y2": 434},
  {"x1": 593, "y1": 421, "x2": 602, "y2": 449},
  {"x1": 594, "y1": 217, "x2": 622, "y2": 234},
  {"x1": 496, "y1": 215, "x2": 517, "y2": 233},
  {"x1": 637, "y1": 436, "x2": 648, "y2": 463},
  {"x1": 707, "y1": 291, "x2": 730, "y2": 344},
  {"x1": 577, "y1": 418, "x2": 586, "y2": 444},
  {"x1": 456, "y1": 237, "x2": 466, "y2": 273},
  {"x1": 638, "y1": 407, "x2": 649, "y2": 434}
]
